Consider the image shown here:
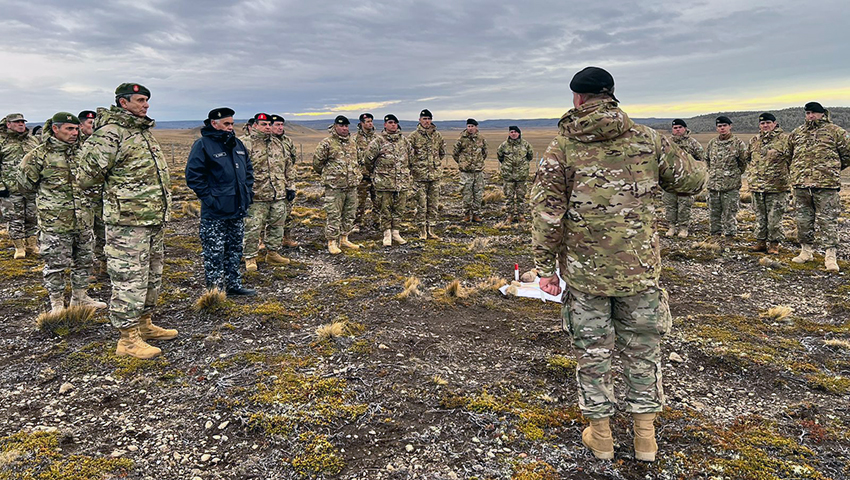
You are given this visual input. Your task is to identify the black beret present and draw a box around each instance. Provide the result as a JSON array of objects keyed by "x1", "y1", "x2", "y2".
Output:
[
  {"x1": 419, "y1": 109, "x2": 433, "y2": 119},
  {"x1": 334, "y1": 115, "x2": 350, "y2": 125},
  {"x1": 247, "y1": 118, "x2": 256, "y2": 126},
  {"x1": 115, "y1": 83, "x2": 151, "y2": 98},
  {"x1": 78, "y1": 110, "x2": 96, "y2": 121},
  {"x1": 508, "y1": 125, "x2": 520, "y2": 133},
  {"x1": 672, "y1": 119, "x2": 687, "y2": 128},
  {"x1": 270, "y1": 114, "x2": 285, "y2": 124},
  {"x1": 716, "y1": 116, "x2": 733, "y2": 125},
  {"x1": 208, "y1": 107, "x2": 235, "y2": 120},
  {"x1": 253, "y1": 113, "x2": 271, "y2": 122},
  {"x1": 359, "y1": 113, "x2": 373, "y2": 122},
  {"x1": 804, "y1": 102, "x2": 825, "y2": 114},
  {"x1": 466, "y1": 118, "x2": 478, "y2": 126},
  {"x1": 570, "y1": 66, "x2": 618, "y2": 102},
  {"x1": 758, "y1": 112, "x2": 776, "y2": 122},
  {"x1": 51, "y1": 111, "x2": 80, "y2": 125},
  {"x1": 384, "y1": 114, "x2": 399, "y2": 123}
]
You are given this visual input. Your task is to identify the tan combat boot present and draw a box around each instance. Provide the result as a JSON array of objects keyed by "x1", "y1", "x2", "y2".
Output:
[
  {"x1": 382, "y1": 229, "x2": 392, "y2": 247},
  {"x1": 70, "y1": 289, "x2": 107, "y2": 309},
  {"x1": 677, "y1": 227, "x2": 688, "y2": 238},
  {"x1": 49, "y1": 293, "x2": 65, "y2": 314},
  {"x1": 265, "y1": 251, "x2": 291, "y2": 265},
  {"x1": 339, "y1": 235, "x2": 361, "y2": 249},
  {"x1": 418, "y1": 226, "x2": 428, "y2": 240},
  {"x1": 139, "y1": 313, "x2": 178, "y2": 340},
  {"x1": 327, "y1": 239, "x2": 342, "y2": 255},
  {"x1": 633, "y1": 413, "x2": 658, "y2": 462},
  {"x1": 115, "y1": 327, "x2": 161, "y2": 359},
  {"x1": 25, "y1": 236, "x2": 39, "y2": 255},
  {"x1": 13, "y1": 238, "x2": 26, "y2": 259},
  {"x1": 825, "y1": 247, "x2": 839, "y2": 272},
  {"x1": 581, "y1": 417, "x2": 614, "y2": 460},
  {"x1": 792, "y1": 244, "x2": 813, "y2": 263},
  {"x1": 245, "y1": 257, "x2": 258, "y2": 272},
  {"x1": 427, "y1": 225, "x2": 442, "y2": 241},
  {"x1": 392, "y1": 230, "x2": 407, "y2": 245}
]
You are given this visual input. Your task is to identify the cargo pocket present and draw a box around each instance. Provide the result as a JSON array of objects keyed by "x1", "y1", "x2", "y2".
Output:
[{"x1": 656, "y1": 288, "x2": 672, "y2": 336}]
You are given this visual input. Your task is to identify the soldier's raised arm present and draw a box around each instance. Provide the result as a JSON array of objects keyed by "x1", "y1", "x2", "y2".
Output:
[
  {"x1": 530, "y1": 139, "x2": 575, "y2": 278},
  {"x1": 76, "y1": 128, "x2": 119, "y2": 190},
  {"x1": 657, "y1": 133, "x2": 706, "y2": 196}
]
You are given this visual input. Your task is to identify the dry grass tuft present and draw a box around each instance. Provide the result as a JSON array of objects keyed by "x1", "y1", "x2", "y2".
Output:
[
  {"x1": 740, "y1": 191, "x2": 752, "y2": 204},
  {"x1": 431, "y1": 375, "x2": 448, "y2": 386},
  {"x1": 482, "y1": 189, "x2": 504, "y2": 205},
  {"x1": 396, "y1": 276, "x2": 422, "y2": 299},
  {"x1": 691, "y1": 240, "x2": 722, "y2": 252},
  {"x1": 301, "y1": 190, "x2": 323, "y2": 202},
  {"x1": 36, "y1": 305, "x2": 97, "y2": 335},
  {"x1": 468, "y1": 237, "x2": 491, "y2": 253},
  {"x1": 825, "y1": 339, "x2": 850, "y2": 350},
  {"x1": 736, "y1": 209, "x2": 756, "y2": 222},
  {"x1": 181, "y1": 201, "x2": 201, "y2": 218},
  {"x1": 476, "y1": 276, "x2": 507, "y2": 291},
  {"x1": 760, "y1": 305, "x2": 794, "y2": 321},
  {"x1": 193, "y1": 288, "x2": 227, "y2": 312},
  {"x1": 444, "y1": 279, "x2": 468, "y2": 299},
  {"x1": 315, "y1": 320, "x2": 364, "y2": 340}
]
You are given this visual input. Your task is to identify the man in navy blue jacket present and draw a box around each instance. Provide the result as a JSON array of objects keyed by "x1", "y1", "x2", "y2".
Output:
[{"x1": 186, "y1": 107, "x2": 256, "y2": 296}]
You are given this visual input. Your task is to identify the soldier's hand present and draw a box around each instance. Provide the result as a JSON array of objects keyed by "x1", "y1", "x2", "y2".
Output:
[{"x1": 539, "y1": 275, "x2": 561, "y2": 296}]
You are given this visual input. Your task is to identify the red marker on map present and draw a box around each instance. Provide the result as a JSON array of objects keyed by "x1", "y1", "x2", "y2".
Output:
[{"x1": 514, "y1": 263, "x2": 519, "y2": 282}]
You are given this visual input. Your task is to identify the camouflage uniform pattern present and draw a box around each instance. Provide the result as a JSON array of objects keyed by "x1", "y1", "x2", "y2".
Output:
[
  {"x1": 366, "y1": 130, "x2": 413, "y2": 231},
  {"x1": 705, "y1": 134, "x2": 747, "y2": 236},
  {"x1": 354, "y1": 124, "x2": 378, "y2": 226},
  {"x1": 794, "y1": 188, "x2": 841, "y2": 248},
  {"x1": 313, "y1": 128, "x2": 361, "y2": 239},
  {"x1": 199, "y1": 218, "x2": 245, "y2": 290},
  {"x1": 280, "y1": 133, "x2": 298, "y2": 232},
  {"x1": 497, "y1": 136, "x2": 534, "y2": 217},
  {"x1": 452, "y1": 131, "x2": 488, "y2": 215},
  {"x1": 407, "y1": 124, "x2": 446, "y2": 228},
  {"x1": 240, "y1": 129, "x2": 290, "y2": 257},
  {"x1": 40, "y1": 230, "x2": 94, "y2": 297},
  {"x1": 323, "y1": 187, "x2": 359, "y2": 239},
  {"x1": 747, "y1": 127, "x2": 791, "y2": 241},
  {"x1": 0, "y1": 126, "x2": 40, "y2": 239},
  {"x1": 105, "y1": 224, "x2": 164, "y2": 329},
  {"x1": 662, "y1": 132, "x2": 704, "y2": 228}
]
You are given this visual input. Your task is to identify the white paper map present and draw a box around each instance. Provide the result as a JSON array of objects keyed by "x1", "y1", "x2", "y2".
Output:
[{"x1": 499, "y1": 272, "x2": 566, "y2": 303}]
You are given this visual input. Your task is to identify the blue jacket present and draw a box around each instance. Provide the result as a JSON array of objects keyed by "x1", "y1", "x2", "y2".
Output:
[{"x1": 186, "y1": 123, "x2": 254, "y2": 220}]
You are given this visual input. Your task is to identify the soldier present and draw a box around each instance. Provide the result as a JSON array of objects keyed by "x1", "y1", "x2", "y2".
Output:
[
  {"x1": 353, "y1": 113, "x2": 378, "y2": 233},
  {"x1": 452, "y1": 118, "x2": 488, "y2": 222},
  {"x1": 78, "y1": 110, "x2": 106, "y2": 271},
  {"x1": 243, "y1": 117, "x2": 255, "y2": 135},
  {"x1": 705, "y1": 116, "x2": 748, "y2": 240},
  {"x1": 533, "y1": 67, "x2": 705, "y2": 462},
  {"x1": 497, "y1": 125, "x2": 534, "y2": 223},
  {"x1": 407, "y1": 109, "x2": 446, "y2": 240},
  {"x1": 746, "y1": 113, "x2": 791, "y2": 254},
  {"x1": 17, "y1": 112, "x2": 106, "y2": 313},
  {"x1": 788, "y1": 102, "x2": 850, "y2": 271},
  {"x1": 186, "y1": 107, "x2": 256, "y2": 295},
  {"x1": 365, "y1": 114, "x2": 414, "y2": 247},
  {"x1": 78, "y1": 111, "x2": 97, "y2": 142},
  {"x1": 312, "y1": 115, "x2": 362, "y2": 254},
  {"x1": 663, "y1": 119, "x2": 705, "y2": 238},
  {"x1": 0, "y1": 113, "x2": 40, "y2": 258},
  {"x1": 77, "y1": 82, "x2": 177, "y2": 360},
  {"x1": 275, "y1": 115, "x2": 299, "y2": 248}
]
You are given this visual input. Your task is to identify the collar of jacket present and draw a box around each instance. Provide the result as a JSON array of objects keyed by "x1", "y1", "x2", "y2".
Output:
[
  {"x1": 250, "y1": 128, "x2": 272, "y2": 142},
  {"x1": 673, "y1": 130, "x2": 691, "y2": 140},
  {"x1": 382, "y1": 130, "x2": 403, "y2": 142},
  {"x1": 559, "y1": 98, "x2": 632, "y2": 143},
  {"x1": 804, "y1": 117, "x2": 830, "y2": 130},
  {"x1": 201, "y1": 123, "x2": 235, "y2": 144},
  {"x1": 96, "y1": 105, "x2": 156, "y2": 131},
  {"x1": 358, "y1": 124, "x2": 375, "y2": 137},
  {"x1": 43, "y1": 135, "x2": 77, "y2": 154},
  {"x1": 717, "y1": 133, "x2": 733, "y2": 141},
  {"x1": 506, "y1": 136, "x2": 522, "y2": 144},
  {"x1": 760, "y1": 126, "x2": 783, "y2": 141},
  {"x1": 417, "y1": 124, "x2": 436, "y2": 135}
]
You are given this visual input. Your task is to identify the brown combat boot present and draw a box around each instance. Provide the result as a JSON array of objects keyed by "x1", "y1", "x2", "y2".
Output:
[
  {"x1": 633, "y1": 413, "x2": 658, "y2": 462},
  {"x1": 767, "y1": 242, "x2": 780, "y2": 255},
  {"x1": 581, "y1": 417, "x2": 614, "y2": 460},
  {"x1": 25, "y1": 236, "x2": 39, "y2": 255},
  {"x1": 139, "y1": 313, "x2": 178, "y2": 340},
  {"x1": 265, "y1": 251, "x2": 291, "y2": 265},
  {"x1": 281, "y1": 231, "x2": 299, "y2": 248},
  {"x1": 749, "y1": 240, "x2": 767, "y2": 252},
  {"x1": 339, "y1": 235, "x2": 361, "y2": 249},
  {"x1": 70, "y1": 289, "x2": 107, "y2": 309},
  {"x1": 327, "y1": 239, "x2": 342, "y2": 255},
  {"x1": 472, "y1": 214, "x2": 483, "y2": 223},
  {"x1": 245, "y1": 257, "x2": 258, "y2": 272},
  {"x1": 427, "y1": 225, "x2": 442, "y2": 241},
  {"x1": 13, "y1": 238, "x2": 26, "y2": 259},
  {"x1": 462, "y1": 213, "x2": 471, "y2": 223},
  {"x1": 116, "y1": 327, "x2": 161, "y2": 359}
]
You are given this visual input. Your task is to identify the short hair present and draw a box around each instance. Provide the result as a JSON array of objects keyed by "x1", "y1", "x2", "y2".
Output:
[{"x1": 115, "y1": 94, "x2": 133, "y2": 107}]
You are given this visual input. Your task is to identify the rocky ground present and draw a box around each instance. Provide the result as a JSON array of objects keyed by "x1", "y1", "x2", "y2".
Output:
[{"x1": 1, "y1": 132, "x2": 849, "y2": 480}]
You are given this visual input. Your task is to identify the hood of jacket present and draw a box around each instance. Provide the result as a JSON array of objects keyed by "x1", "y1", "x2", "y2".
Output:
[
  {"x1": 558, "y1": 98, "x2": 633, "y2": 143},
  {"x1": 201, "y1": 121, "x2": 237, "y2": 147},
  {"x1": 95, "y1": 105, "x2": 156, "y2": 131}
]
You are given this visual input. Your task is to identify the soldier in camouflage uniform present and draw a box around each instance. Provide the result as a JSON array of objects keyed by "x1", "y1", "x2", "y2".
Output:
[
  {"x1": 0, "y1": 113, "x2": 41, "y2": 258},
  {"x1": 365, "y1": 114, "x2": 414, "y2": 247},
  {"x1": 77, "y1": 83, "x2": 177, "y2": 360},
  {"x1": 17, "y1": 112, "x2": 106, "y2": 313},
  {"x1": 78, "y1": 110, "x2": 107, "y2": 272},
  {"x1": 312, "y1": 115, "x2": 362, "y2": 254},
  {"x1": 407, "y1": 109, "x2": 446, "y2": 240},
  {"x1": 663, "y1": 119, "x2": 705, "y2": 238},
  {"x1": 705, "y1": 116, "x2": 748, "y2": 239},
  {"x1": 278, "y1": 117, "x2": 299, "y2": 248},
  {"x1": 452, "y1": 118, "x2": 488, "y2": 222},
  {"x1": 745, "y1": 113, "x2": 791, "y2": 254},
  {"x1": 532, "y1": 67, "x2": 706, "y2": 462},
  {"x1": 497, "y1": 125, "x2": 534, "y2": 223},
  {"x1": 787, "y1": 102, "x2": 850, "y2": 272},
  {"x1": 353, "y1": 113, "x2": 378, "y2": 232}
]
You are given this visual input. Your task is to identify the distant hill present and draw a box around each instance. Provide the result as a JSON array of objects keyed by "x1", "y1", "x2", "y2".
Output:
[{"x1": 642, "y1": 107, "x2": 850, "y2": 133}]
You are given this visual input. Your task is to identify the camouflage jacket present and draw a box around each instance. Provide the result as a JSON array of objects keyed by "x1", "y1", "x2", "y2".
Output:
[
  {"x1": 531, "y1": 99, "x2": 706, "y2": 297},
  {"x1": 312, "y1": 128, "x2": 361, "y2": 189},
  {"x1": 497, "y1": 137, "x2": 534, "y2": 181},
  {"x1": 670, "y1": 131, "x2": 705, "y2": 162},
  {"x1": 746, "y1": 127, "x2": 791, "y2": 192},
  {"x1": 0, "y1": 127, "x2": 40, "y2": 194},
  {"x1": 354, "y1": 125, "x2": 377, "y2": 177},
  {"x1": 365, "y1": 130, "x2": 413, "y2": 192},
  {"x1": 788, "y1": 112, "x2": 850, "y2": 189},
  {"x1": 452, "y1": 131, "x2": 487, "y2": 172},
  {"x1": 407, "y1": 124, "x2": 446, "y2": 182},
  {"x1": 705, "y1": 134, "x2": 748, "y2": 191},
  {"x1": 76, "y1": 106, "x2": 172, "y2": 226},
  {"x1": 17, "y1": 133, "x2": 90, "y2": 233},
  {"x1": 240, "y1": 129, "x2": 289, "y2": 202}
]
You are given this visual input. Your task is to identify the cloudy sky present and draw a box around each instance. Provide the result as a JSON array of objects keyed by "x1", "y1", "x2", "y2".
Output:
[{"x1": 1, "y1": 0, "x2": 848, "y2": 122}]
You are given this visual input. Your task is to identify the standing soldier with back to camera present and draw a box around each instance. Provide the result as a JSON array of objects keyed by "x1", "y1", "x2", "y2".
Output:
[
  {"x1": 407, "y1": 109, "x2": 446, "y2": 240},
  {"x1": 532, "y1": 67, "x2": 705, "y2": 462},
  {"x1": 365, "y1": 114, "x2": 414, "y2": 247},
  {"x1": 705, "y1": 116, "x2": 748, "y2": 242},
  {"x1": 453, "y1": 118, "x2": 488, "y2": 222},
  {"x1": 0, "y1": 113, "x2": 41, "y2": 259},
  {"x1": 664, "y1": 119, "x2": 704, "y2": 238},
  {"x1": 497, "y1": 125, "x2": 534, "y2": 224},
  {"x1": 746, "y1": 112, "x2": 791, "y2": 255},
  {"x1": 353, "y1": 112, "x2": 378, "y2": 233}
]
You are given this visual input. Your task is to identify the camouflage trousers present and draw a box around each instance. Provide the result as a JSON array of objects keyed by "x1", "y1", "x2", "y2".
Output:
[
  {"x1": 376, "y1": 190, "x2": 408, "y2": 231},
  {"x1": 752, "y1": 191, "x2": 788, "y2": 242},
  {"x1": 502, "y1": 180, "x2": 528, "y2": 217},
  {"x1": 324, "y1": 186, "x2": 358, "y2": 240},
  {"x1": 460, "y1": 171, "x2": 485, "y2": 215},
  {"x1": 93, "y1": 198, "x2": 105, "y2": 261},
  {"x1": 200, "y1": 218, "x2": 245, "y2": 290},
  {"x1": 355, "y1": 176, "x2": 376, "y2": 226},
  {"x1": 243, "y1": 200, "x2": 288, "y2": 258},
  {"x1": 562, "y1": 286, "x2": 670, "y2": 419},
  {"x1": 283, "y1": 198, "x2": 294, "y2": 231},
  {"x1": 794, "y1": 187, "x2": 841, "y2": 248},
  {"x1": 414, "y1": 180, "x2": 440, "y2": 228},
  {"x1": 105, "y1": 224, "x2": 164, "y2": 329},
  {"x1": 40, "y1": 229, "x2": 94, "y2": 297},
  {"x1": 1, "y1": 192, "x2": 38, "y2": 239},
  {"x1": 662, "y1": 191, "x2": 694, "y2": 228},
  {"x1": 708, "y1": 189, "x2": 739, "y2": 236}
]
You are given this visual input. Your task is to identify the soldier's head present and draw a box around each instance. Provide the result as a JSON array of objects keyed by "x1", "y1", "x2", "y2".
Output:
[
  {"x1": 245, "y1": 118, "x2": 255, "y2": 133},
  {"x1": 252, "y1": 113, "x2": 272, "y2": 134},
  {"x1": 671, "y1": 119, "x2": 687, "y2": 136},
  {"x1": 466, "y1": 118, "x2": 478, "y2": 134},
  {"x1": 419, "y1": 109, "x2": 433, "y2": 128},
  {"x1": 208, "y1": 107, "x2": 235, "y2": 132},
  {"x1": 270, "y1": 115, "x2": 285, "y2": 135},
  {"x1": 508, "y1": 126, "x2": 520, "y2": 140},
  {"x1": 758, "y1": 113, "x2": 777, "y2": 133},
  {"x1": 715, "y1": 116, "x2": 732, "y2": 135},
  {"x1": 4, "y1": 113, "x2": 27, "y2": 133},
  {"x1": 359, "y1": 113, "x2": 374, "y2": 131},
  {"x1": 114, "y1": 83, "x2": 151, "y2": 118},
  {"x1": 384, "y1": 114, "x2": 399, "y2": 133},
  {"x1": 570, "y1": 66, "x2": 618, "y2": 108},
  {"x1": 333, "y1": 115, "x2": 350, "y2": 136},
  {"x1": 78, "y1": 110, "x2": 96, "y2": 136},
  {"x1": 804, "y1": 102, "x2": 825, "y2": 121},
  {"x1": 50, "y1": 112, "x2": 80, "y2": 144}
]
